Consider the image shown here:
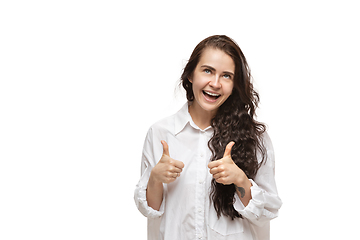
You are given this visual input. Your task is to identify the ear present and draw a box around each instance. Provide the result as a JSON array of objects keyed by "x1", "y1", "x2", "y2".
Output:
[{"x1": 188, "y1": 77, "x2": 193, "y2": 83}]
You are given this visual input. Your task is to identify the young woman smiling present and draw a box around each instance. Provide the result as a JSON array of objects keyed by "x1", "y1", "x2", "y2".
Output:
[{"x1": 134, "y1": 35, "x2": 282, "y2": 240}]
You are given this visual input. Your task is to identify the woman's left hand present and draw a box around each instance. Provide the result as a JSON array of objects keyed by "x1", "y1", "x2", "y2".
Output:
[{"x1": 208, "y1": 141, "x2": 247, "y2": 186}]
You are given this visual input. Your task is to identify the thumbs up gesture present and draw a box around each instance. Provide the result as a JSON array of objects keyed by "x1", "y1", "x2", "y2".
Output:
[
  {"x1": 208, "y1": 141, "x2": 247, "y2": 186},
  {"x1": 150, "y1": 140, "x2": 185, "y2": 184}
]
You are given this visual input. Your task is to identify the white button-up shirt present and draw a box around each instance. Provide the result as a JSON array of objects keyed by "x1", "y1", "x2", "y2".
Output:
[{"x1": 134, "y1": 103, "x2": 282, "y2": 240}]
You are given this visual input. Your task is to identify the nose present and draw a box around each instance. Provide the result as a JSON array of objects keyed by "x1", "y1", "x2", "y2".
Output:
[{"x1": 209, "y1": 75, "x2": 221, "y2": 89}]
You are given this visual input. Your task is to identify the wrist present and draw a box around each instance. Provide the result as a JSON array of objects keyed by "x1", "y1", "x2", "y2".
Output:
[
  {"x1": 234, "y1": 174, "x2": 250, "y2": 188},
  {"x1": 149, "y1": 171, "x2": 163, "y2": 186}
]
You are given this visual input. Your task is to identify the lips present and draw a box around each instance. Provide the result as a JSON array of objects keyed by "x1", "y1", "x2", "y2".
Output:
[{"x1": 202, "y1": 90, "x2": 221, "y2": 102}]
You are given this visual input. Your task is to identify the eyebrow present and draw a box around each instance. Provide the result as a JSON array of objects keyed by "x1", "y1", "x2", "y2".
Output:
[{"x1": 200, "y1": 65, "x2": 234, "y2": 76}]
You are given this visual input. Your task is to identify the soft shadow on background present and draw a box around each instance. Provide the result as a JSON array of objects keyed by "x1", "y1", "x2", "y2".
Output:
[{"x1": 1, "y1": 1, "x2": 359, "y2": 239}]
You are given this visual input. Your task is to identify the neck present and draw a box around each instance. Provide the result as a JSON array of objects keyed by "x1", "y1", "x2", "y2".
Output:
[{"x1": 188, "y1": 102, "x2": 216, "y2": 130}]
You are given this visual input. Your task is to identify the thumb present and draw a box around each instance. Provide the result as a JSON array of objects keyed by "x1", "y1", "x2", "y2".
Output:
[
  {"x1": 223, "y1": 141, "x2": 235, "y2": 158},
  {"x1": 161, "y1": 140, "x2": 170, "y2": 156}
]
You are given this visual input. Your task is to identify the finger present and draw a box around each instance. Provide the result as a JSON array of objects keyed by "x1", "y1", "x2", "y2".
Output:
[
  {"x1": 169, "y1": 172, "x2": 179, "y2": 178},
  {"x1": 173, "y1": 159, "x2": 185, "y2": 169},
  {"x1": 213, "y1": 174, "x2": 221, "y2": 181},
  {"x1": 213, "y1": 171, "x2": 227, "y2": 180},
  {"x1": 165, "y1": 172, "x2": 180, "y2": 183},
  {"x1": 169, "y1": 166, "x2": 183, "y2": 173},
  {"x1": 209, "y1": 166, "x2": 223, "y2": 175},
  {"x1": 223, "y1": 141, "x2": 235, "y2": 158},
  {"x1": 215, "y1": 178, "x2": 223, "y2": 184},
  {"x1": 161, "y1": 140, "x2": 170, "y2": 156},
  {"x1": 208, "y1": 160, "x2": 221, "y2": 169},
  {"x1": 216, "y1": 177, "x2": 231, "y2": 185},
  {"x1": 214, "y1": 175, "x2": 224, "y2": 183}
]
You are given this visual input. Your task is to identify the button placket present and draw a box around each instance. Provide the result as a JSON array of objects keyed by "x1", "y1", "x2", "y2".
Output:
[{"x1": 195, "y1": 129, "x2": 207, "y2": 239}]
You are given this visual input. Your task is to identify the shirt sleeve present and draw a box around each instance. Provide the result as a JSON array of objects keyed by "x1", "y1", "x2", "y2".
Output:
[
  {"x1": 233, "y1": 132, "x2": 283, "y2": 227},
  {"x1": 134, "y1": 128, "x2": 165, "y2": 218}
]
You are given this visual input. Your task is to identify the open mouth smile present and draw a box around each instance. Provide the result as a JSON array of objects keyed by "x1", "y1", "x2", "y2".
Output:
[{"x1": 202, "y1": 90, "x2": 221, "y2": 102}]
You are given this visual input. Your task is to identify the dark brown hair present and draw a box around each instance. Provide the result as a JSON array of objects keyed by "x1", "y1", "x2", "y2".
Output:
[{"x1": 181, "y1": 35, "x2": 267, "y2": 220}]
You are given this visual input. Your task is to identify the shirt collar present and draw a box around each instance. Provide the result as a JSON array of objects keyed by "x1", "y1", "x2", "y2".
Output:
[
  {"x1": 174, "y1": 102, "x2": 212, "y2": 135},
  {"x1": 174, "y1": 103, "x2": 191, "y2": 135}
]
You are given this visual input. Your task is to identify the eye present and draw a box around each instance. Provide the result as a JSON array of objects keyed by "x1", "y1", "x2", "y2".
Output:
[
  {"x1": 223, "y1": 74, "x2": 232, "y2": 79},
  {"x1": 204, "y1": 69, "x2": 212, "y2": 74}
]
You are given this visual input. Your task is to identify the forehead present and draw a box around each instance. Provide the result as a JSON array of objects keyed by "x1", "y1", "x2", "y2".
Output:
[{"x1": 198, "y1": 48, "x2": 235, "y2": 72}]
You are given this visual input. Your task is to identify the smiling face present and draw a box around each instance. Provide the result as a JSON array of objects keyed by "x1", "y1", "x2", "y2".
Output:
[{"x1": 189, "y1": 47, "x2": 235, "y2": 115}]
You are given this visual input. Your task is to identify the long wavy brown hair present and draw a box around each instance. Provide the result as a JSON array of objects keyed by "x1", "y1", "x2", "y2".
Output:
[{"x1": 180, "y1": 35, "x2": 267, "y2": 220}]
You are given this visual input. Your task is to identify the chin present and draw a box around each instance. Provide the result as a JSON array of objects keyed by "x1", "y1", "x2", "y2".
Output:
[{"x1": 198, "y1": 101, "x2": 222, "y2": 113}]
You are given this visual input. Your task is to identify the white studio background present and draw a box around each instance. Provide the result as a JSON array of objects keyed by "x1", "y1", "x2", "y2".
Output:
[{"x1": 0, "y1": 1, "x2": 359, "y2": 239}]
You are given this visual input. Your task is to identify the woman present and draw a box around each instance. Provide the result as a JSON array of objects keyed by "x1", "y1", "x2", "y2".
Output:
[{"x1": 134, "y1": 35, "x2": 282, "y2": 240}]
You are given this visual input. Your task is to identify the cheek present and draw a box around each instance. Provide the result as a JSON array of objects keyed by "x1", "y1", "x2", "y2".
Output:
[
  {"x1": 223, "y1": 83, "x2": 234, "y2": 97},
  {"x1": 191, "y1": 82, "x2": 199, "y2": 95},
  {"x1": 192, "y1": 76, "x2": 207, "y2": 92}
]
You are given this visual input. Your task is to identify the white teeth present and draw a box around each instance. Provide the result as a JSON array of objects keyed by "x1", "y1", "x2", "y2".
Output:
[{"x1": 204, "y1": 91, "x2": 220, "y2": 97}]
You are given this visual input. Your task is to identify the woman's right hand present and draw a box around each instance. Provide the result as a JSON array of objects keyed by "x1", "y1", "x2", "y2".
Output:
[{"x1": 150, "y1": 140, "x2": 185, "y2": 184}]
